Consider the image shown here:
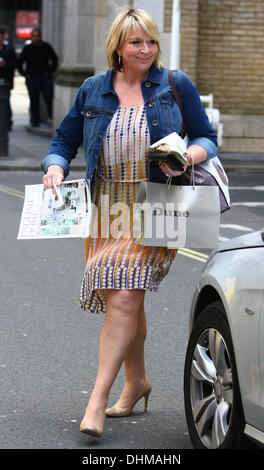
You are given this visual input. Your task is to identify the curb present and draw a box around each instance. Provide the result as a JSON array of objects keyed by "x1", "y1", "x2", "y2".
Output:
[
  {"x1": 0, "y1": 161, "x2": 86, "y2": 172},
  {"x1": 26, "y1": 125, "x2": 53, "y2": 138},
  {"x1": 224, "y1": 162, "x2": 264, "y2": 173}
]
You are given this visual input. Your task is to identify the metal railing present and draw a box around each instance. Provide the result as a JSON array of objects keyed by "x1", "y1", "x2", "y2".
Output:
[{"x1": 200, "y1": 94, "x2": 223, "y2": 147}]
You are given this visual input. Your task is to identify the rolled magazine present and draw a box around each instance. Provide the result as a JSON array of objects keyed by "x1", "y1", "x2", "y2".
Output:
[{"x1": 147, "y1": 132, "x2": 188, "y2": 171}]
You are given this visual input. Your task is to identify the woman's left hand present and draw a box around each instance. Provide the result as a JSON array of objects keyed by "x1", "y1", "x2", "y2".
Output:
[{"x1": 158, "y1": 151, "x2": 192, "y2": 177}]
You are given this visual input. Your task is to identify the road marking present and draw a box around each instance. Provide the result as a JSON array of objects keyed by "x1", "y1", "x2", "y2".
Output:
[
  {"x1": 0, "y1": 184, "x2": 24, "y2": 199},
  {"x1": 218, "y1": 236, "x2": 229, "y2": 242},
  {"x1": 229, "y1": 186, "x2": 264, "y2": 191},
  {"x1": 180, "y1": 247, "x2": 208, "y2": 259},
  {"x1": 220, "y1": 224, "x2": 254, "y2": 232},
  {"x1": 231, "y1": 202, "x2": 264, "y2": 207},
  {"x1": 178, "y1": 249, "x2": 208, "y2": 263}
]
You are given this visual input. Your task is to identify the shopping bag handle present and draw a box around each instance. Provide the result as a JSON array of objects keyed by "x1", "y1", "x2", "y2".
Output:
[{"x1": 166, "y1": 157, "x2": 195, "y2": 190}]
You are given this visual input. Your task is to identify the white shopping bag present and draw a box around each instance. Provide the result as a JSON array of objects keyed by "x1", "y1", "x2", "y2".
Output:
[{"x1": 133, "y1": 181, "x2": 220, "y2": 249}]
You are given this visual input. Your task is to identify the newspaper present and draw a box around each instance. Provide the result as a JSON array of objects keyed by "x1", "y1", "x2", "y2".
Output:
[{"x1": 17, "y1": 179, "x2": 91, "y2": 239}]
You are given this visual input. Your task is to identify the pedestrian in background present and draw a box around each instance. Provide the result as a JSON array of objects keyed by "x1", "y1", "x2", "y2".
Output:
[
  {"x1": 41, "y1": 8, "x2": 217, "y2": 439},
  {"x1": 18, "y1": 28, "x2": 58, "y2": 127},
  {"x1": 0, "y1": 27, "x2": 17, "y2": 131},
  {"x1": 0, "y1": 25, "x2": 9, "y2": 45}
]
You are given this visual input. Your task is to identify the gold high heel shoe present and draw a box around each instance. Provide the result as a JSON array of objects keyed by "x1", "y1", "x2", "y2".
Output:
[
  {"x1": 80, "y1": 421, "x2": 103, "y2": 438},
  {"x1": 80, "y1": 401, "x2": 106, "y2": 438},
  {"x1": 105, "y1": 376, "x2": 152, "y2": 417}
]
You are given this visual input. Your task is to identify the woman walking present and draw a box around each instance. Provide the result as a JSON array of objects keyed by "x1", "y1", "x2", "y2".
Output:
[{"x1": 41, "y1": 8, "x2": 217, "y2": 438}]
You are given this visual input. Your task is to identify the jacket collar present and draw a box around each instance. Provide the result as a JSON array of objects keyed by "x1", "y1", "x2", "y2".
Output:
[
  {"x1": 146, "y1": 64, "x2": 163, "y2": 84},
  {"x1": 101, "y1": 64, "x2": 163, "y2": 96}
]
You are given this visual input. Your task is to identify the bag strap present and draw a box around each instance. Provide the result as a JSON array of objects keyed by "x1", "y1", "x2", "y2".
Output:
[{"x1": 168, "y1": 70, "x2": 187, "y2": 139}]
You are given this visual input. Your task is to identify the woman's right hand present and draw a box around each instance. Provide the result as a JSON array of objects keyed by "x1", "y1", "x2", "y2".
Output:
[{"x1": 43, "y1": 164, "x2": 64, "y2": 197}]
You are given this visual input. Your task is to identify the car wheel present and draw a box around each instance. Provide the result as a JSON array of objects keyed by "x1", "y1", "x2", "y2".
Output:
[{"x1": 184, "y1": 301, "x2": 251, "y2": 449}]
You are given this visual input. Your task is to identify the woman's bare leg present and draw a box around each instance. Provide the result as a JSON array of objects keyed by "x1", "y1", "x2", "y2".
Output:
[
  {"x1": 124, "y1": 301, "x2": 147, "y2": 381},
  {"x1": 81, "y1": 289, "x2": 145, "y2": 431},
  {"x1": 110, "y1": 301, "x2": 148, "y2": 409}
]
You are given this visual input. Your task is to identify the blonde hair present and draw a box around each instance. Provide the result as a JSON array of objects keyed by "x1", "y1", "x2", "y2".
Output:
[{"x1": 106, "y1": 8, "x2": 163, "y2": 71}]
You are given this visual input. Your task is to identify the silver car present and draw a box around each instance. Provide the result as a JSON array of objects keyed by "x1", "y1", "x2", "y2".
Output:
[{"x1": 184, "y1": 230, "x2": 264, "y2": 449}]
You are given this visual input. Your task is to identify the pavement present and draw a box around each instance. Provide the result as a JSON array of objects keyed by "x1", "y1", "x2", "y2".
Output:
[
  {"x1": 0, "y1": 75, "x2": 263, "y2": 174},
  {"x1": 0, "y1": 113, "x2": 86, "y2": 173}
]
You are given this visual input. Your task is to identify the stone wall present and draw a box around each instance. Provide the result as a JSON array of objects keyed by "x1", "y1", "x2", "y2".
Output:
[
  {"x1": 165, "y1": 0, "x2": 264, "y2": 117},
  {"x1": 42, "y1": 0, "x2": 97, "y2": 131},
  {"x1": 164, "y1": 0, "x2": 199, "y2": 82},
  {"x1": 197, "y1": 0, "x2": 264, "y2": 116},
  {"x1": 197, "y1": 0, "x2": 264, "y2": 151},
  {"x1": 165, "y1": 0, "x2": 264, "y2": 151},
  {"x1": 41, "y1": 0, "x2": 64, "y2": 63},
  {"x1": 179, "y1": 0, "x2": 199, "y2": 83}
]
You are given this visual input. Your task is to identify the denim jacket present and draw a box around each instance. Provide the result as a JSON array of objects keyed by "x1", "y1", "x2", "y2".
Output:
[{"x1": 41, "y1": 65, "x2": 217, "y2": 184}]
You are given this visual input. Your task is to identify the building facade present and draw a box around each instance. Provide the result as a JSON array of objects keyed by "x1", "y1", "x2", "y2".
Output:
[{"x1": 41, "y1": 0, "x2": 264, "y2": 152}]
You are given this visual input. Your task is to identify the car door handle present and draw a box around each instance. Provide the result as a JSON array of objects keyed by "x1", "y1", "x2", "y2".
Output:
[{"x1": 245, "y1": 308, "x2": 255, "y2": 316}]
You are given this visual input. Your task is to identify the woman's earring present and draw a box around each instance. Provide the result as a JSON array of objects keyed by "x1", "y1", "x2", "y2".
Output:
[{"x1": 118, "y1": 55, "x2": 121, "y2": 66}]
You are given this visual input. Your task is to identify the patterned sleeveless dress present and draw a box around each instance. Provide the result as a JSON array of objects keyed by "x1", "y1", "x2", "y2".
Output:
[{"x1": 79, "y1": 104, "x2": 177, "y2": 314}]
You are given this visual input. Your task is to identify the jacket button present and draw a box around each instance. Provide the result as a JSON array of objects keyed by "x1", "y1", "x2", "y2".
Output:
[
  {"x1": 86, "y1": 111, "x2": 92, "y2": 117},
  {"x1": 148, "y1": 101, "x2": 154, "y2": 107},
  {"x1": 145, "y1": 81, "x2": 151, "y2": 88},
  {"x1": 152, "y1": 120, "x2": 158, "y2": 126}
]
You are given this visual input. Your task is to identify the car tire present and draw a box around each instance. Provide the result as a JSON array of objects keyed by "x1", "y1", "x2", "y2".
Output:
[{"x1": 184, "y1": 301, "x2": 253, "y2": 449}]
